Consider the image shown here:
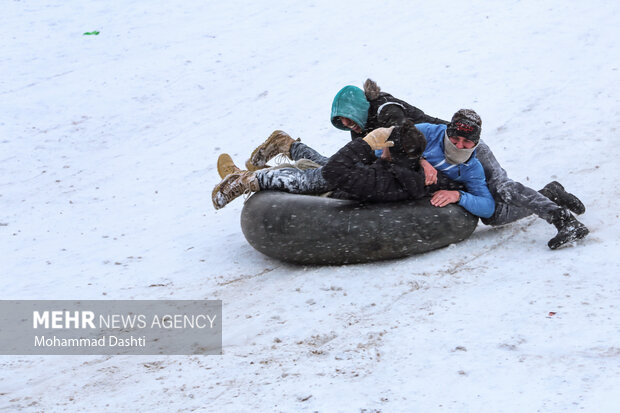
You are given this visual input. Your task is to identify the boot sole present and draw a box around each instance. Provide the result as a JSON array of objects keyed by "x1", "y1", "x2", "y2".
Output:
[
  {"x1": 548, "y1": 226, "x2": 590, "y2": 250},
  {"x1": 247, "y1": 130, "x2": 292, "y2": 168},
  {"x1": 217, "y1": 154, "x2": 241, "y2": 179},
  {"x1": 245, "y1": 159, "x2": 270, "y2": 172}
]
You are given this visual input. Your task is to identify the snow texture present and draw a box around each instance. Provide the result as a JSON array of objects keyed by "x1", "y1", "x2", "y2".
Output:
[{"x1": 2, "y1": 0, "x2": 620, "y2": 411}]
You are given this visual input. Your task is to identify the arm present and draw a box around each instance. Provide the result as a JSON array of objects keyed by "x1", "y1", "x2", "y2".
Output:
[
  {"x1": 355, "y1": 104, "x2": 407, "y2": 143},
  {"x1": 418, "y1": 113, "x2": 449, "y2": 125},
  {"x1": 377, "y1": 104, "x2": 407, "y2": 127},
  {"x1": 404, "y1": 103, "x2": 449, "y2": 125},
  {"x1": 430, "y1": 190, "x2": 461, "y2": 207},
  {"x1": 457, "y1": 172, "x2": 496, "y2": 218},
  {"x1": 321, "y1": 139, "x2": 386, "y2": 199},
  {"x1": 393, "y1": 103, "x2": 448, "y2": 126},
  {"x1": 431, "y1": 178, "x2": 494, "y2": 218},
  {"x1": 378, "y1": 100, "x2": 449, "y2": 127},
  {"x1": 420, "y1": 158, "x2": 437, "y2": 185},
  {"x1": 322, "y1": 139, "x2": 383, "y2": 198}
]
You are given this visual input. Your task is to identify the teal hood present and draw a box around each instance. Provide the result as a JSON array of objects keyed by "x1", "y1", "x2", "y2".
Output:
[{"x1": 330, "y1": 86, "x2": 370, "y2": 131}]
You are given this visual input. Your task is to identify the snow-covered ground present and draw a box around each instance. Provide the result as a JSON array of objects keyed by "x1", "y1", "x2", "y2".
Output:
[{"x1": 2, "y1": 0, "x2": 620, "y2": 411}]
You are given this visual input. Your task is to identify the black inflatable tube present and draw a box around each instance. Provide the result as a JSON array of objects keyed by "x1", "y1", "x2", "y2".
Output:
[{"x1": 240, "y1": 191, "x2": 479, "y2": 265}]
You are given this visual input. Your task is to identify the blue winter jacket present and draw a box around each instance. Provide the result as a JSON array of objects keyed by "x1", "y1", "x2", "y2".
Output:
[{"x1": 416, "y1": 123, "x2": 495, "y2": 218}]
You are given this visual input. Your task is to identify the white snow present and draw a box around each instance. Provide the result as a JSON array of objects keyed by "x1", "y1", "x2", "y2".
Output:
[{"x1": 2, "y1": 0, "x2": 620, "y2": 411}]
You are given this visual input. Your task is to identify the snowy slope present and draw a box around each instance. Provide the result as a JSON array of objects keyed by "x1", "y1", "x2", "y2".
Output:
[{"x1": 1, "y1": 0, "x2": 620, "y2": 411}]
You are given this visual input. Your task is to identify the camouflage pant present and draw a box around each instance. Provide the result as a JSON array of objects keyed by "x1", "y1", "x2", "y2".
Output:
[
  {"x1": 254, "y1": 142, "x2": 332, "y2": 194},
  {"x1": 476, "y1": 141, "x2": 561, "y2": 225}
]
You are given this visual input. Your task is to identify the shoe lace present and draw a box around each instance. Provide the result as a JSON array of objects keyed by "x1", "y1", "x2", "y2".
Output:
[
  {"x1": 224, "y1": 175, "x2": 255, "y2": 204},
  {"x1": 273, "y1": 153, "x2": 291, "y2": 165},
  {"x1": 222, "y1": 176, "x2": 245, "y2": 204}
]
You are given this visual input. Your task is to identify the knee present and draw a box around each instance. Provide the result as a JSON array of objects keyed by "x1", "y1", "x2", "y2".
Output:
[{"x1": 494, "y1": 180, "x2": 524, "y2": 203}]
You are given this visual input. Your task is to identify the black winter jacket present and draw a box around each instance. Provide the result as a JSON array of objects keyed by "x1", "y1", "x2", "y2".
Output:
[
  {"x1": 322, "y1": 139, "x2": 426, "y2": 202},
  {"x1": 350, "y1": 92, "x2": 449, "y2": 140}
]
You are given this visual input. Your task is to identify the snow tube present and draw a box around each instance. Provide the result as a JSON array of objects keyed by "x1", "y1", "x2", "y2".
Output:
[{"x1": 240, "y1": 191, "x2": 478, "y2": 265}]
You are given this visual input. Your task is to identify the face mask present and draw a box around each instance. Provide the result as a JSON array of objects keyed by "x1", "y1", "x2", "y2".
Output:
[{"x1": 443, "y1": 132, "x2": 477, "y2": 165}]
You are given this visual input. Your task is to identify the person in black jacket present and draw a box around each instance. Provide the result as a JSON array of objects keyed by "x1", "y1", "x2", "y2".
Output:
[{"x1": 322, "y1": 121, "x2": 427, "y2": 202}]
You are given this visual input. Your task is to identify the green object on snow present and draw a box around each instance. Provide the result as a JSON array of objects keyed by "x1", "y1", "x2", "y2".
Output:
[{"x1": 83, "y1": 31, "x2": 100, "y2": 36}]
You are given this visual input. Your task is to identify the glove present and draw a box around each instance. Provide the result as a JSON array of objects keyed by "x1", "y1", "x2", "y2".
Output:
[{"x1": 362, "y1": 127, "x2": 395, "y2": 150}]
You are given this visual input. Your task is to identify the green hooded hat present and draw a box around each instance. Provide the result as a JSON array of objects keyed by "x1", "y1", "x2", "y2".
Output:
[{"x1": 330, "y1": 86, "x2": 370, "y2": 131}]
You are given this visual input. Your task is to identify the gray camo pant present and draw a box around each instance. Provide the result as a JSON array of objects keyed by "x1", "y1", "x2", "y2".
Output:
[
  {"x1": 476, "y1": 140, "x2": 561, "y2": 225},
  {"x1": 254, "y1": 142, "x2": 332, "y2": 194}
]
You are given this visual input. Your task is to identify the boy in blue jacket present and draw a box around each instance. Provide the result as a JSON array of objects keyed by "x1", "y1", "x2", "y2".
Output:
[{"x1": 414, "y1": 110, "x2": 495, "y2": 218}]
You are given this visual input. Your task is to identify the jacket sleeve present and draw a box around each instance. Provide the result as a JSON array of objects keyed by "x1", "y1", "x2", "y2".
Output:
[
  {"x1": 378, "y1": 100, "x2": 449, "y2": 126},
  {"x1": 321, "y1": 140, "x2": 394, "y2": 201},
  {"x1": 349, "y1": 104, "x2": 408, "y2": 141},
  {"x1": 418, "y1": 113, "x2": 449, "y2": 125},
  {"x1": 457, "y1": 163, "x2": 496, "y2": 218},
  {"x1": 389, "y1": 162, "x2": 426, "y2": 200},
  {"x1": 322, "y1": 139, "x2": 379, "y2": 194},
  {"x1": 350, "y1": 130, "x2": 361, "y2": 140},
  {"x1": 384, "y1": 102, "x2": 449, "y2": 126},
  {"x1": 377, "y1": 104, "x2": 407, "y2": 127}
]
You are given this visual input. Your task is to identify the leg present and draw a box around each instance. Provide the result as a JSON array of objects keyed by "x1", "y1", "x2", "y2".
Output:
[
  {"x1": 213, "y1": 163, "x2": 331, "y2": 209},
  {"x1": 476, "y1": 141, "x2": 588, "y2": 248},
  {"x1": 289, "y1": 141, "x2": 329, "y2": 165},
  {"x1": 476, "y1": 141, "x2": 560, "y2": 225},
  {"x1": 255, "y1": 166, "x2": 332, "y2": 194},
  {"x1": 482, "y1": 180, "x2": 561, "y2": 225},
  {"x1": 539, "y1": 181, "x2": 586, "y2": 215},
  {"x1": 246, "y1": 130, "x2": 330, "y2": 169}
]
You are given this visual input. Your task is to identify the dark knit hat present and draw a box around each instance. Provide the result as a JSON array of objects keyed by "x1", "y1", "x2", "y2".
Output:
[
  {"x1": 391, "y1": 120, "x2": 426, "y2": 160},
  {"x1": 446, "y1": 109, "x2": 482, "y2": 143}
]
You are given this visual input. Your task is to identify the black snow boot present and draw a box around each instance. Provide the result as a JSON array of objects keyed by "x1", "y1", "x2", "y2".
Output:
[
  {"x1": 547, "y1": 209, "x2": 589, "y2": 250},
  {"x1": 540, "y1": 181, "x2": 586, "y2": 215}
]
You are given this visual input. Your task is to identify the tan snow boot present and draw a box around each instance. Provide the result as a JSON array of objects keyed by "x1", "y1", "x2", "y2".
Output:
[
  {"x1": 246, "y1": 130, "x2": 298, "y2": 170},
  {"x1": 217, "y1": 153, "x2": 241, "y2": 179},
  {"x1": 212, "y1": 171, "x2": 260, "y2": 210}
]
